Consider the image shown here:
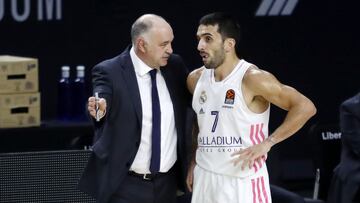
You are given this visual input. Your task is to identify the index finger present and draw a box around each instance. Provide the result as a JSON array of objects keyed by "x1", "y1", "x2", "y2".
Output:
[{"x1": 231, "y1": 148, "x2": 248, "y2": 157}]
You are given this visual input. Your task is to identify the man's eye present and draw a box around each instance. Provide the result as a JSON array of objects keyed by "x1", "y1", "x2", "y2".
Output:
[{"x1": 205, "y1": 36, "x2": 212, "y2": 42}]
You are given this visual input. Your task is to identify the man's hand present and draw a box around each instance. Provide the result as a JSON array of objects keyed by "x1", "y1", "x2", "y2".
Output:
[
  {"x1": 88, "y1": 96, "x2": 107, "y2": 120},
  {"x1": 231, "y1": 140, "x2": 273, "y2": 170},
  {"x1": 186, "y1": 161, "x2": 196, "y2": 192}
]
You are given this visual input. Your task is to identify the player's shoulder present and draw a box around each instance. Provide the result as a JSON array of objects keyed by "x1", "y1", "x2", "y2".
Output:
[
  {"x1": 187, "y1": 66, "x2": 206, "y2": 94},
  {"x1": 243, "y1": 65, "x2": 275, "y2": 85},
  {"x1": 243, "y1": 64, "x2": 283, "y2": 97},
  {"x1": 188, "y1": 66, "x2": 205, "y2": 80}
]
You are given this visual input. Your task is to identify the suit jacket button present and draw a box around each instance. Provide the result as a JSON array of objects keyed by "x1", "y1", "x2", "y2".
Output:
[
  {"x1": 135, "y1": 142, "x2": 139, "y2": 147},
  {"x1": 126, "y1": 162, "x2": 131, "y2": 168}
]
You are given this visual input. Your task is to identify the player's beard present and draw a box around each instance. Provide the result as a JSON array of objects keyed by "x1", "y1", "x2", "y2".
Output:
[{"x1": 204, "y1": 47, "x2": 226, "y2": 70}]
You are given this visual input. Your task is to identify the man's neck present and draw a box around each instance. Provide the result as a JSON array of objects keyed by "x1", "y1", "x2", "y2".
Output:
[{"x1": 214, "y1": 55, "x2": 240, "y2": 81}]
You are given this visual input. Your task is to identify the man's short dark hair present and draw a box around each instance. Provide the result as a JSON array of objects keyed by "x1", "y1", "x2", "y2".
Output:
[{"x1": 199, "y1": 12, "x2": 241, "y2": 54}]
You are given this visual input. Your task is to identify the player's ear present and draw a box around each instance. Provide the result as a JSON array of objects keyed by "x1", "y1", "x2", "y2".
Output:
[{"x1": 224, "y1": 38, "x2": 235, "y2": 53}]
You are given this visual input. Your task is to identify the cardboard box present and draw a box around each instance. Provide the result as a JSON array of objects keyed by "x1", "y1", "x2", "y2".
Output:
[
  {"x1": 0, "y1": 55, "x2": 38, "y2": 93},
  {"x1": 0, "y1": 92, "x2": 41, "y2": 128}
]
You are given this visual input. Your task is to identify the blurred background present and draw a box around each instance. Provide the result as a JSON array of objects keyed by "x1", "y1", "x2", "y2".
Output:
[{"x1": 0, "y1": 0, "x2": 359, "y2": 202}]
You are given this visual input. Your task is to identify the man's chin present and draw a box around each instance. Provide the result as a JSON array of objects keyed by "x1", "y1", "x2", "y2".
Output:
[
  {"x1": 160, "y1": 61, "x2": 168, "y2": 67},
  {"x1": 203, "y1": 64, "x2": 214, "y2": 69}
]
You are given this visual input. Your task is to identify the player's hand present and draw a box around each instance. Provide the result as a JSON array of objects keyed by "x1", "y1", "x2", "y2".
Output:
[
  {"x1": 88, "y1": 96, "x2": 107, "y2": 120},
  {"x1": 230, "y1": 141, "x2": 272, "y2": 170},
  {"x1": 186, "y1": 161, "x2": 196, "y2": 192}
]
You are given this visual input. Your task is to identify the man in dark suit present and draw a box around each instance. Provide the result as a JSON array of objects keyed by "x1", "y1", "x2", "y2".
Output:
[
  {"x1": 78, "y1": 14, "x2": 191, "y2": 203},
  {"x1": 328, "y1": 92, "x2": 360, "y2": 203}
]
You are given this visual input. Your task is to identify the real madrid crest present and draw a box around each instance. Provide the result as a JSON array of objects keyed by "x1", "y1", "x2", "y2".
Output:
[{"x1": 199, "y1": 90, "x2": 207, "y2": 104}]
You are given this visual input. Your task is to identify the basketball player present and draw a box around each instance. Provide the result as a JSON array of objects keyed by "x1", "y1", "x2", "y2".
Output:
[{"x1": 186, "y1": 12, "x2": 316, "y2": 203}]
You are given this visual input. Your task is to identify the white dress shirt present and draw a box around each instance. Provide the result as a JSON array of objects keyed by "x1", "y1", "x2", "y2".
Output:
[{"x1": 129, "y1": 47, "x2": 177, "y2": 174}]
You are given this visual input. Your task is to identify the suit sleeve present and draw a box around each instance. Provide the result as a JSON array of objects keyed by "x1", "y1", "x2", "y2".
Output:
[
  {"x1": 340, "y1": 97, "x2": 360, "y2": 157},
  {"x1": 91, "y1": 64, "x2": 113, "y2": 141}
]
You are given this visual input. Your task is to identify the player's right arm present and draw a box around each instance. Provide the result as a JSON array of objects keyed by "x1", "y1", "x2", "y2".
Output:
[
  {"x1": 186, "y1": 67, "x2": 204, "y2": 192},
  {"x1": 186, "y1": 67, "x2": 204, "y2": 94}
]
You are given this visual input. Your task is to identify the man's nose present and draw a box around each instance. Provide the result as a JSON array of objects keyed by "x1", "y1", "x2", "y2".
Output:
[
  {"x1": 167, "y1": 44, "x2": 173, "y2": 54},
  {"x1": 197, "y1": 40, "x2": 204, "y2": 51}
]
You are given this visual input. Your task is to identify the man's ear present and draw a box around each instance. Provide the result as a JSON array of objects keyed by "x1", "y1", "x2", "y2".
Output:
[
  {"x1": 137, "y1": 38, "x2": 147, "y2": 53},
  {"x1": 224, "y1": 38, "x2": 236, "y2": 52}
]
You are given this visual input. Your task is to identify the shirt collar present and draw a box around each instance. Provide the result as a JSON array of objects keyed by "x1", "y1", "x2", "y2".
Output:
[{"x1": 130, "y1": 47, "x2": 156, "y2": 77}]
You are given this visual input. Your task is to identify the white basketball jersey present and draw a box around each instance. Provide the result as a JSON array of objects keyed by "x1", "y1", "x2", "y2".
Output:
[{"x1": 192, "y1": 59, "x2": 270, "y2": 178}]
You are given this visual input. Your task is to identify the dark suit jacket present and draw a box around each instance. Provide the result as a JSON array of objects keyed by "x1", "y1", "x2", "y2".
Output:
[
  {"x1": 328, "y1": 92, "x2": 360, "y2": 203},
  {"x1": 78, "y1": 47, "x2": 191, "y2": 203}
]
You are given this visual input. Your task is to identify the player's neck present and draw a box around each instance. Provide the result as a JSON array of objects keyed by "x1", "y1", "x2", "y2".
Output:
[{"x1": 214, "y1": 55, "x2": 240, "y2": 81}]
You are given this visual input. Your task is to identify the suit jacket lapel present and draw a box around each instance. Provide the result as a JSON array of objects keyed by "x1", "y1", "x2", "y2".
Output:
[{"x1": 120, "y1": 50, "x2": 142, "y2": 125}]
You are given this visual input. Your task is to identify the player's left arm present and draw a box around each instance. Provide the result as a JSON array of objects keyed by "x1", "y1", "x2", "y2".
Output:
[{"x1": 232, "y1": 68, "x2": 317, "y2": 170}]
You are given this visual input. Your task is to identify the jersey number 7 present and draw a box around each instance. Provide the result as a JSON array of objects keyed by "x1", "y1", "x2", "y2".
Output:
[{"x1": 211, "y1": 111, "x2": 219, "y2": 132}]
